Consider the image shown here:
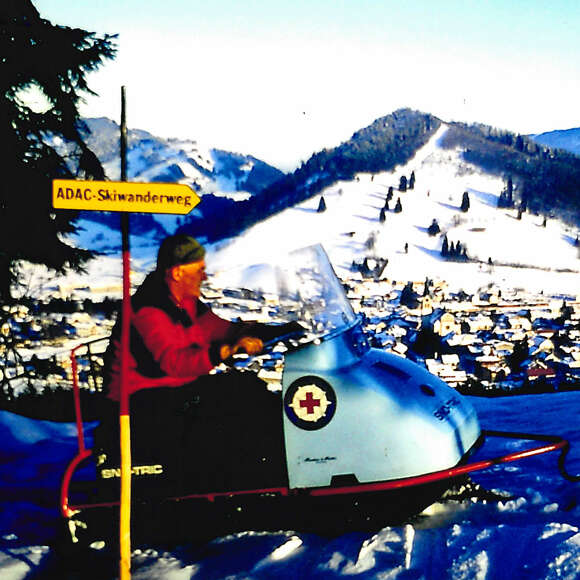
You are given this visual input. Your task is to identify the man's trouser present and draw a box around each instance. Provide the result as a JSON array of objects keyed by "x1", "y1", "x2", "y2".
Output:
[{"x1": 93, "y1": 371, "x2": 286, "y2": 498}]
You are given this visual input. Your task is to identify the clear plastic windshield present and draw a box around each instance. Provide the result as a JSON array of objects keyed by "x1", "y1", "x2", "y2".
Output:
[{"x1": 205, "y1": 244, "x2": 357, "y2": 340}]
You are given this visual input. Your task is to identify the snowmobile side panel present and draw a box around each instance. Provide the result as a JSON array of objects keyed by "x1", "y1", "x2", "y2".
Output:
[{"x1": 282, "y1": 322, "x2": 481, "y2": 489}]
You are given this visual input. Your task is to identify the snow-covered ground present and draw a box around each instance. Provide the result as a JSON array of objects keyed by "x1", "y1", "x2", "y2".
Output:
[{"x1": 1, "y1": 392, "x2": 580, "y2": 579}]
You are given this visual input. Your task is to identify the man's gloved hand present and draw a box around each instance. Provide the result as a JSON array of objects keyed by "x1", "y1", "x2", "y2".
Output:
[{"x1": 219, "y1": 336, "x2": 264, "y2": 361}]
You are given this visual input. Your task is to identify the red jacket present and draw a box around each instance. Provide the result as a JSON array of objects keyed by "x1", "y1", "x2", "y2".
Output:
[{"x1": 106, "y1": 272, "x2": 237, "y2": 401}]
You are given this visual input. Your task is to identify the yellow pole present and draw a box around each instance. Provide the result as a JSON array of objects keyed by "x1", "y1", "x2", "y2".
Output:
[
  {"x1": 119, "y1": 414, "x2": 132, "y2": 579},
  {"x1": 119, "y1": 85, "x2": 132, "y2": 580}
]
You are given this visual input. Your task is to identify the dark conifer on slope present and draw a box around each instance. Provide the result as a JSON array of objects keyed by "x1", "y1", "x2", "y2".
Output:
[
  {"x1": 461, "y1": 191, "x2": 470, "y2": 212},
  {"x1": 0, "y1": 0, "x2": 116, "y2": 300},
  {"x1": 427, "y1": 219, "x2": 440, "y2": 236}
]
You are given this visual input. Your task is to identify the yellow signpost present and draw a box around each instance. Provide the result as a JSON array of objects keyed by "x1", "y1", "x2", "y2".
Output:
[
  {"x1": 52, "y1": 179, "x2": 200, "y2": 214},
  {"x1": 53, "y1": 174, "x2": 199, "y2": 580}
]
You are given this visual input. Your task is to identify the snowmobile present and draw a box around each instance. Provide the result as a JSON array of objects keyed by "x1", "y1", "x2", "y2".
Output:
[{"x1": 60, "y1": 244, "x2": 576, "y2": 545}]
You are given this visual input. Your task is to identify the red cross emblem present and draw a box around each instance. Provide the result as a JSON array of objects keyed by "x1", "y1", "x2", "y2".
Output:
[
  {"x1": 285, "y1": 376, "x2": 337, "y2": 430},
  {"x1": 289, "y1": 384, "x2": 330, "y2": 422},
  {"x1": 299, "y1": 391, "x2": 321, "y2": 414}
]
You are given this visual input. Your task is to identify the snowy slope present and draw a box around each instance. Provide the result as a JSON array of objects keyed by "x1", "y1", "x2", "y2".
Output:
[
  {"x1": 25, "y1": 123, "x2": 580, "y2": 300},
  {"x1": 208, "y1": 125, "x2": 580, "y2": 295},
  {"x1": 79, "y1": 117, "x2": 284, "y2": 200},
  {"x1": 4, "y1": 123, "x2": 580, "y2": 578}
]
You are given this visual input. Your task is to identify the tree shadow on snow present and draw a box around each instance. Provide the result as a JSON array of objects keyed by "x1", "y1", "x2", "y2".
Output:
[
  {"x1": 292, "y1": 206, "x2": 318, "y2": 214},
  {"x1": 562, "y1": 233, "x2": 578, "y2": 246},
  {"x1": 437, "y1": 201, "x2": 460, "y2": 212},
  {"x1": 468, "y1": 188, "x2": 498, "y2": 208},
  {"x1": 353, "y1": 214, "x2": 379, "y2": 223},
  {"x1": 415, "y1": 244, "x2": 445, "y2": 260}
]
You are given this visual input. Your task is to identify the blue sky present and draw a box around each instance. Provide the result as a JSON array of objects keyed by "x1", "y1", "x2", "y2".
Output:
[{"x1": 34, "y1": 0, "x2": 580, "y2": 170}]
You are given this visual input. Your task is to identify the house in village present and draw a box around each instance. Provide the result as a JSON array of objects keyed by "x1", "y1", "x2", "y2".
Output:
[
  {"x1": 464, "y1": 313, "x2": 494, "y2": 333},
  {"x1": 419, "y1": 294, "x2": 434, "y2": 316},
  {"x1": 474, "y1": 353, "x2": 511, "y2": 383},
  {"x1": 475, "y1": 289, "x2": 500, "y2": 306},
  {"x1": 508, "y1": 315, "x2": 533, "y2": 332},
  {"x1": 421, "y1": 308, "x2": 459, "y2": 337},
  {"x1": 530, "y1": 335, "x2": 555, "y2": 356},
  {"x1": 525, "y1": 362, "x2": 557, "y2": 384},
  {"x1": 425, "y1": 354, "x2": 467, "y2": 387}
]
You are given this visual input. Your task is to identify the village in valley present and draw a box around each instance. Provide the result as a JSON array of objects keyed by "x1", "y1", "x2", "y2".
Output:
[
  {"x1": 201, "y1": 273, "x2": 580, "y2": 397},
  {"x1": 2, "y1": 149, "x2": 580, "y2": 408},
  {"x1": 0, "y1": 255, "x2": 579, "y2": 421},
  {"x1": 346, "y1": 276, "x2": 580, "y2": 396}
]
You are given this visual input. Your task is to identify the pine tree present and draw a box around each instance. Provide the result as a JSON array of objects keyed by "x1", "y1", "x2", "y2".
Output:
[
  {"x1": 506, "y1": 176, "x2": 514, "y2": 205},
  {"x1": 409, "y1": 171, "x2": 415, "y2": 190},
  {"x1": 387, "y1": 186, "x2": 394, "y2": 200},
  {"x1": 379, "y1": 207, "x2": 386, "y2": 223},
  {"x1": 427, "y1": 219, "x2": 440, "y2": 236},
  {"x1": 317, "y1": 196, "x2": 327, "y2": 212},
  {"x1": 498, "y1": 176, "x2": 515, "y2": 208},
  {"x1": 508, "y1": 339, "x2": 529, "y2": 371},
  {"x1": 399, "y1": 175, "x2": 407, "y2": 192},
  {"x1": 394, "y1": 197, "x2": 403, "y2": 213},
  {"x1": 441, "y1": 235, "x2": 449, "y2": 257},
  {"x1": 0, "y1": 1, "x2": 117, "y2": 301},
  {"x1": 365, "y1": 232, "x2": 376, "y2": 251},
  {"x1": 460, "y1": 191, "x2": 470, "y2": 212}
]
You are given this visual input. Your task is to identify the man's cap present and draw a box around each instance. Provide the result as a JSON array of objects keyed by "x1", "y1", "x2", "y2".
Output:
[{"x1": 156, "y1": 234, "x2": 206, "y2": 271}]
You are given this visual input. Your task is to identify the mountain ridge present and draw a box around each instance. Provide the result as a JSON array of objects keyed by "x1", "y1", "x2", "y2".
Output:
[
  {"x1": 530, "y1": 127, "x2": 580, "y2": 157},
  {"x1": 172, "y1": 108, "x2": 580, "y2": 245},
  {"x1": 72, "y1": 110, "x2": 580, "y2": 251}
]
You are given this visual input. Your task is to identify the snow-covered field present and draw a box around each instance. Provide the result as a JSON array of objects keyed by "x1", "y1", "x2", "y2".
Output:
[{"x1": 1, "y1": 392, "x2": 580, "y2": 579}]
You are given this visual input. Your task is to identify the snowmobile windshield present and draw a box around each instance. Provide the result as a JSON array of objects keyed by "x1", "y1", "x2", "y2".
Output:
[{"x1": 206, "y1": 244, "x2": 357, "y2": 340}]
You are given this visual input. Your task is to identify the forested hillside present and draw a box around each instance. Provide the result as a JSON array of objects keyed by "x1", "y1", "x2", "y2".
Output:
[
  {"x1": 442, "y1": 123, "x2": 580, "y2": 224},
  {"x1": 178, "y1": 109, "x2": 440, "y2": 241}
]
